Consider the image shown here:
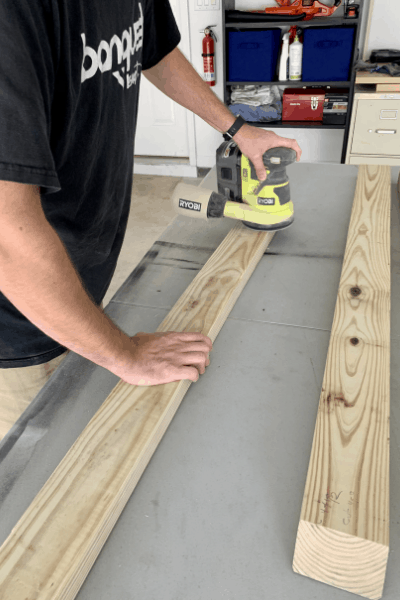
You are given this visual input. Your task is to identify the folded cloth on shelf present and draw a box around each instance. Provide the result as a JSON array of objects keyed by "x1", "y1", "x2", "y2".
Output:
[
  {"x1": 230, "y1": 84, "x2": 281, "y2": 106},
  {"x1": 228, "y1": 101, "x2": 282, "y2": 123},
  {"x1": 229, "y1": 84, "x2": 282, "y2": 122}
]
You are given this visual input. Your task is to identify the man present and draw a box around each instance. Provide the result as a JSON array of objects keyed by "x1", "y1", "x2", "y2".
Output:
[{"x1": 0, "y1": 0, "x2": 301, "y2": 439}]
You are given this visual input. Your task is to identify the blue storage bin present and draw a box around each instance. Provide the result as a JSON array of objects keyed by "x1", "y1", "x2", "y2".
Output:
[
  {"x1": 302, "y1": 27, "x2": 355, "y2": 82},
  {"x1": 228, "y1": 29, "x2": 281, "y2": 82}
]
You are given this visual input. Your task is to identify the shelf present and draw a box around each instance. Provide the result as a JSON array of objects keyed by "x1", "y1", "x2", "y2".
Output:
[
  {"x1": 227, "y1": 81, "x2": 351, "y2": 87},
  {"x1": 241, "y1": 121, "x2": 345, "y2": 129},
  {"x1": 222, "y1": 0, "x2": 364, "y2": 163},
  {"x1": 225, "y1": 17, "x2": 359, "y2": 29},
  {"x1": 355, "y1": 71, "x2": 400, "y2": 85}
]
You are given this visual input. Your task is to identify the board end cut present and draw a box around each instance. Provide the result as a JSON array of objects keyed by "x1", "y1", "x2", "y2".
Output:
[{"x1": 293, "y1": 520, "x2": 389, "y2": 600}]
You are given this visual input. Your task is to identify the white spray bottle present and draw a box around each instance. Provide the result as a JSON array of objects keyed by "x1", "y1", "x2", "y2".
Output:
[
  {"x1": 279, "y1": 33, "x2": 290, "y2": 81},
  {"x1": 289, "y1": 32, "x2": 303, "y2": 81}
]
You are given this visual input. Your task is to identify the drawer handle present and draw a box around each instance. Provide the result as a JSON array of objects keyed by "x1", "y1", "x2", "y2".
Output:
[{"x1": 375, "y1": 129, "x2": 397, "y2": 134}]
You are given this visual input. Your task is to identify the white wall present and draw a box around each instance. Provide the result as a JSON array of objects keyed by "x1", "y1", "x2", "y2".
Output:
[
  {"x1": 186, "y1": 0, "x2": 372, "y2": 166},
  {"x1": 363, "y1": 0, "x2": 400, "y2": 60}
]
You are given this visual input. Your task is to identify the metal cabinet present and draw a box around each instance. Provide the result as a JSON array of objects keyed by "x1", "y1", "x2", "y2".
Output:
[{"x1": 345, "y1": 92, "x2": 400, "y2": 165}]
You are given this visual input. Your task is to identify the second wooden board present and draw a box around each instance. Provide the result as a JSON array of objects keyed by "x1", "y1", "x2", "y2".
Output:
[{"x1": 293, "y1": 165, "x2": 391, "y2": 599}]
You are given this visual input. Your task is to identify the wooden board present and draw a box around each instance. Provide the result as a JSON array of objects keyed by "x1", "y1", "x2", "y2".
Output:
[
  {"x1": 0, "y1": 222, "x2": 275, "y2": 600},
  {"x1": 376, "y1": 84, "x2": 400, "y2": 92},
  {"x1": 293, "y1": 166, "x2": 391, "y2": 599},
  {"x1": 356, "y1": 70, "x2": 400, "y2": 85}
]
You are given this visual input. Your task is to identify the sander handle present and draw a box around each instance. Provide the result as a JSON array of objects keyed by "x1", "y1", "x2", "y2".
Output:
[
  {"x1": 171, "y1": 183, "x2": 227, "y2": 221},
  {"x1": 251, "y1": 146, "x2": 297, "y2": 195}
]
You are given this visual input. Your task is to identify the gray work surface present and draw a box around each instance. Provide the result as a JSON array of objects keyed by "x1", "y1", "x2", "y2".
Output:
[{"x1": 1, "y1": 163, "x2": 400, "y2": 600}]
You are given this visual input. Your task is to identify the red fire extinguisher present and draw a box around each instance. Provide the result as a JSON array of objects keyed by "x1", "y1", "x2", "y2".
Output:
[{"x1": 200, "y1": 25, "x2": 217, "y2": 86}]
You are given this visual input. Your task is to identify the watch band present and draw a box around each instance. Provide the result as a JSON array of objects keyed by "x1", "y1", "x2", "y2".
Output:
[{"x1": 224, "y1": 115, "x2": 246, "y2": 138}]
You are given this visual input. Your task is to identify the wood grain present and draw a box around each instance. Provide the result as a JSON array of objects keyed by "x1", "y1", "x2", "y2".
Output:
[
  {"x1": 293, "y1": 166, "x2": 391, "y2": 599},
  {"x1": 0, "y1": 223, "x2": 275, "y2": 600}
]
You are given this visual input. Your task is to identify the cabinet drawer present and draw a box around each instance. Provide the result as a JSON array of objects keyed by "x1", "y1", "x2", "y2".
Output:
[{"x1": 351, "y1": 99, "x2": 400, "y2": 156}]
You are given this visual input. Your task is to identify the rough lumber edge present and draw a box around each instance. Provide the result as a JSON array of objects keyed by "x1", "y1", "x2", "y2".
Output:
[
  {"x1": 0, "y1": 223, "x2": 275, "y2": 600},
  {"x1": 293, "y1": 166, "x2": 391, "y2": 600}
]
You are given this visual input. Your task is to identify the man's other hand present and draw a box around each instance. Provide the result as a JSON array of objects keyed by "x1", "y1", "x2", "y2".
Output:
[
  {"x1": 117, "y1": 331, "x2": 213, "y2": 386},
  {"x1": 234, "y1": 125, "x2": 302, "y2": 183}
]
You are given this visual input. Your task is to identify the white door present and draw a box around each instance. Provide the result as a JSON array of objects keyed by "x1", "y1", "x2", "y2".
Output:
[{"x1": 135, "y1": 0, "x2": 190, "y2": 157}]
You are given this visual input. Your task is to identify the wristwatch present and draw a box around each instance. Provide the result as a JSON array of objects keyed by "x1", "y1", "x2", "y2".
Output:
[{"x1": 224, "y1": 115, "x2": 246, "y2": 139}]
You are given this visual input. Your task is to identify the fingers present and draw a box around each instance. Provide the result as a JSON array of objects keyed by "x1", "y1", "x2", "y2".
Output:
[
  {"x1": 283, "y1": 138, "x2": 302, "y2": 162},
  {"x1": 181, "y1": 350, "x2": 209, "y2": 375},
  {"x1": 127, "y1": 330, "x2": 212, "y2": 386},
  {"x1": 174, "y1": 335, "x2": 212, "y2": 375},
  {"x1": 293, "y1": 141, "x2": 302, "y2": 162},
  {"x1": 135, "y1": 365, "x2": 200, "y2": 385},
  {"x1": 176, "y1": 366, "x2": 200, "y2": 382},
  {"x1": 137, "y1": 331, "x2": 213, "y2": 351},
  {"x1": 166, "y1": 332, "x2": 213, "y2": 356},
  {"x1": 255, "y1": 166, "x2": 268, "y2": 183},
  {"x1": 176, "y1": 341, "x2": 212, "y2": 355},
  {"x1": 264, "y1": 134, "x2": 301, "y2": 162},
  {"x1": 254, "y1": 144, "x2": 302, "y2": 181},
  {"x1": 175, "y1": 332, "x2": 213, "y2": 348}
]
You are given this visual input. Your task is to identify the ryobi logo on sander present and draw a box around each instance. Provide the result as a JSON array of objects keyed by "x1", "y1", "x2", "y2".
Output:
[
  {"x1": 179, "y1": 199, "x2": 201, "y2": 212},
  {"x1": 258, "y1": 197, "x2": 275, "y2": 206}
]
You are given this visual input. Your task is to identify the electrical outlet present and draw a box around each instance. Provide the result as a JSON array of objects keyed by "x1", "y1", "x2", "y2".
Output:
[{"x1": 194, "y1": 0, "x2": 220, "y2": 11}]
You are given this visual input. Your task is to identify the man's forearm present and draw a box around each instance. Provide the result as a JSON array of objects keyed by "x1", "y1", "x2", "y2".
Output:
[
  {"x1": 142, "y1": 46, "x2": 302, "y2": 182},
  {"x1": 0, "y1": 182, "x2": 213, "y2": 387},
  {"x1": 143, "y1": 47, "x2": 238, "y2": 136},
  {"x1": 0, "y1": 198, "x2": 130, "y2": 373}
]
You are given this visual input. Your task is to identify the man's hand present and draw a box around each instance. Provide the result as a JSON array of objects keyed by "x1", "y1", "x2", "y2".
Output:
[
  {"x1": 116, "y1": 331, "x2": 213, "y2": 386},
  {"x1": 234, "y1": 125, "x2": 302, "y2": 183}
]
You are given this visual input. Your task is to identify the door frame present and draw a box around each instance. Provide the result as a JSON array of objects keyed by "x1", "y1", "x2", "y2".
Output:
[
  {"x1": 134, "y1": 0, "x2": 198, "y2": 177},
  {"x1": 180, "y1": 0, "x2": 197, "y2": 170}
]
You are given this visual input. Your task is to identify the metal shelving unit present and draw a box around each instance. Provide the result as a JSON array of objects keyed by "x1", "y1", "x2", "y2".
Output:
[
  {"x1": 224, "y1": 16, "x2": 357, "y2": 28},
  {"x1": 222, "y1": 2, "x2": 363, "y2": 163},
  {"x1": 227, "y1": 80, "x2": 352, "y2": 87},
  {"x1": 244, "y1": 121, "x2": 346, "y2": 129}
]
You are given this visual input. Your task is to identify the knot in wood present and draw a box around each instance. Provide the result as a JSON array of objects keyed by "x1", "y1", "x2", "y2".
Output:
[
  {"x1": 350, "y1": 286, "x2": 362, "y2": 297},
  {"x1": 350, "y1": 337, "x2": 359, "y2": 346}
]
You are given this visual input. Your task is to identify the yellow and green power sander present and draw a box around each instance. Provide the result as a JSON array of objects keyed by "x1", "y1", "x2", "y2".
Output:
[{"x1": 171, "y1": 140, "x2": 296, "y2": 231}]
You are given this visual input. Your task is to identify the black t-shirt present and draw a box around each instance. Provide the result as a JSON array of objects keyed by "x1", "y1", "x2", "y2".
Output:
[{"x1": 0, "y1": 0, "x2": 181, "y2": 367}]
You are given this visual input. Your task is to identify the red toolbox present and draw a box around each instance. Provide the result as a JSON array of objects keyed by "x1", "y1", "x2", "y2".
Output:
[{"x1": 282, "y1": 88, "x2": 326, "y2": 121}]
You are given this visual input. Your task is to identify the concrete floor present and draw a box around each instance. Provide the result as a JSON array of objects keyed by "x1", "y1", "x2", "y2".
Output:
[{"x1": 103, "y1": 170, "x2": 210, "y2": 306}]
